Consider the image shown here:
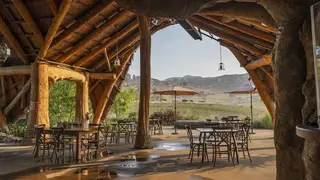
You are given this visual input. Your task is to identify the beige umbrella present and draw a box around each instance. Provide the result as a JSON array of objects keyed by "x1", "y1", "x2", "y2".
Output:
[{"x1": 153, "y1": 86, "x2": 199, "y2": 134}]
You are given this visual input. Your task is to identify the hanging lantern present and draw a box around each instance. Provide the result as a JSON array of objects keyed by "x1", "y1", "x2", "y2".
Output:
[
  {"x1": 151, "y1": 18, "x2": 159, "y2": 25},
  {"x1": 0, "y1": 39, "x2": 11, "y2": 63},
  {"x1": 114, "y1": 41, "x2": 121, "y2": 67},
  {"x1": 114, "y1": 57, "x2": 121, "y2": 67},
  {"x1": 218, "y1": 44, "x2": 225, "y2": 71}
]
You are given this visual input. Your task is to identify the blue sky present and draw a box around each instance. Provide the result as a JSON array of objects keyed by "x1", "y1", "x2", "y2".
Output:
[{"x1": 129, "y1": 24, "x2": 246, "y2": 80}]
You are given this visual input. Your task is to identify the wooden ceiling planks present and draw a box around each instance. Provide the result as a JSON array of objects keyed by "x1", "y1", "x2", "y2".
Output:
[{"x1": 0, "y1": 0, "x2": 277, "y2": 121}]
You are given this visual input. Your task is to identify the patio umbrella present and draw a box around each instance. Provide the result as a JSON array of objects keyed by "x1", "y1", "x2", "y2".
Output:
[
  {"x1": 226, "y1": 84, "x2": 257, "y2": 133},
  {"x1": 153, "y1": 86, "x2": 199, "y2": 134}
]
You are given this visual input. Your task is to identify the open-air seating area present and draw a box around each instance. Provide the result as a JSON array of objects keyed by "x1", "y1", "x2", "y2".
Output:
[
  {"x1": 32, "y1": 119, "x2": 165, "y2": 164},
  {"x1": 185, "y1": 116, "x2": 252, "y2": 166}
]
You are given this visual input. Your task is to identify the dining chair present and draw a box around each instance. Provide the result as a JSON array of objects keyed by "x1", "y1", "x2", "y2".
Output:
[
  {"x1": 211, "y1": 124, "x2": 235, "y2": 166},
  {"x1": 185, "y1": 125, "x2": 208, "y2": 163},
  {"x1": 82, "y1": 124, "x2": 101, "y2": 160},
  {"x1": 99, "y1": 125, "x2": 111, "y2": 156},
  {"x1": 233, "y1": 123, "x2": 252, "y2": 162},
  {"x1": 33, "y1": 124, "x2": 54, "y2": 162},
  {"x1": 50, "y1": 127, "x2": 71, "y2": 162}
]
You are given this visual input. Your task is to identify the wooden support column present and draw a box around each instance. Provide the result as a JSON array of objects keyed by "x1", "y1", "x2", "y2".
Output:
[
  {"x1": 1, "y1": 76, "x2": 6, "y2": 107},
  {"x1": 36, "y1": 62, "x2": 49, "y2": 126},
  {"x1": 27, "y1": 63, "x2": 38, "y2": 138},
  {"x1": 75, "y1": 75, "x2": 89, "y2": 123},
  {"x1": 0, "y1": 111, "x2": 8, "y2": 133},
  {"x1": 134, "y1": 15, "x2": 152, "y2": 149}
]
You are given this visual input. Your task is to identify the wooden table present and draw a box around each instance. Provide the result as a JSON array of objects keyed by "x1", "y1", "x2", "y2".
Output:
[
  {"x1": 196, "y1": 128, "x2": 239, "y2": 163},
  {"x1": 35, "y1": 127, "x2": 98, "y2": 161}
]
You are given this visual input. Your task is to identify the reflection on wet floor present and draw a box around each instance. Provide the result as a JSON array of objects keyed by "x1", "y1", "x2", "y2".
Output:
[
  {"x1": 153, "y1": 141, "x2": 189, "y2": 151},
  {"x1": 0, "y1": 152, "x2": 161, "y2": 180}
]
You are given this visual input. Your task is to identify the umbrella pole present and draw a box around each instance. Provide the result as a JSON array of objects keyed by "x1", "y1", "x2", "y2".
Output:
[
  {"x1": 250, "y1": 91, "x2": 255, "y2": 134},
  {"x1": 172, "y1": 92, "x2": 178, "y2": 134}
]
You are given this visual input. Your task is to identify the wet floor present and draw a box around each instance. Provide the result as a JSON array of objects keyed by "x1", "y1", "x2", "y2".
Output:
[
  {"x1": 0, "y1": 152, "x2": 161, "y2": 180},
  {"x1": 153, "y1": 141, "x2": 189, "y2": 151}
]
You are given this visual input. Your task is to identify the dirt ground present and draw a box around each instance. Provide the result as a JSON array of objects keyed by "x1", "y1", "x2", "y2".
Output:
[{"x1": 0, "y1": 127, "x2": 275, "y2": 180}]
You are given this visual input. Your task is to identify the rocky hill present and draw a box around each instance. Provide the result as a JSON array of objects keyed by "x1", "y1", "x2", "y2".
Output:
[{"x1": 123, "y1": 73, "x2": 251, "y2": 93}]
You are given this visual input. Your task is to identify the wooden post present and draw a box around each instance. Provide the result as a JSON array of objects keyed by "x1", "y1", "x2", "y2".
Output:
[
  {"x1": 134, "y1": 16, "x2": 152, "y2": 149},
  {"x1": 27, "y1": 63, "x2": 38, "y2": 138},
  {"x1": 75, "y1": 74, "x2": 89, "y2": 123},
  {"x1": 0, "y1": 111, "x2": 8, "y2": 133},
  {"x1": 0, "y1": 75, "x2": 6, "y2": 107},
  {"x1": 36, "y1": 62, "x2": 49, "y2": 126}
]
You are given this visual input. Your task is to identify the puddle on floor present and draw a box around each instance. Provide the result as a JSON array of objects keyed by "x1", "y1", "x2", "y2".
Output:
[
  {"x1": 153, "y1": 141, "x2": 189, "y2": 151},
  {"x1": 0, "y1": 152, "x2": 160, "y2": 180}
]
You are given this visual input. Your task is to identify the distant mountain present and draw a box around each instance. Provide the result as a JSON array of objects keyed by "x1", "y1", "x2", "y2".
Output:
[{"x1": 124, "y1": 73, "x2": 250, "y2": 93}]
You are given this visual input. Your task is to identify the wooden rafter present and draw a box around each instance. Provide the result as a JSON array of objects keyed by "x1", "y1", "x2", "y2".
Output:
[
  {"x1": 205, "y1": 15, "x2": 276, "y2": 43},
  {"x1": 93, "y1": 51, "x2": 134, "y2": 124},
  {"x1": 90, "y1": 80, "x2": 102, "y2": 92},
  {"x1": 51, "y1": 0, "x2": 114, "y2": 48},
  {"x1": 224, "y1": 45, "x2": 275, "y2": 120},
  {"x1": 12, "y1": 0, "x2": 45, "y2": 46},
  {"x1": 47, "y1": 0, "x2": 58, "y2": 15},
  {"x1": 0, "y1": 65, "x2": 31, "y2": 75},
  {"x1": 189, "y1": 18, "x2": 265, "y2": 56},
  {"x1": 4, "y1": 79, "x2": 31, "y2": 116},
  {"x1": 39, "y1": 0, "x2": 72, "y2": 59},
  {"x1": 237, "y1": 19, "x2": 277, "y2": 33},
  {"x1": 57, "y1": 10, "x2": 131, "y2": 63},
  {"x1": 74, "y1": 20, "x2": 138, "y2": 67},
  {"x1": 93, "y1": 34, "x2": 140, "y2": 70},
  {"x1": 0, "y1": 16, "x2": 28, "y2": 64},
  {"x1": 260, "y1": 66, "x2": 274, "y2": 80},
  {"x1": 89, "y1": 73, "x2": 116, "y2": 80},
  {"x1": 104, "y1": 49, "x2": 112, "y2": 72},
  {"x1": 192, "y1": 16, "x2": 273, "y2": 50},
  {"x1": 245, "y1": 54, "x2": 271, "y2": 70}
]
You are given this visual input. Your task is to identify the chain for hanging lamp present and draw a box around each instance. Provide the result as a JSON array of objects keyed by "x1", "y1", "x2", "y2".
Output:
[{"x1": 218, "y1": 44, "x2": 225, "y2": 71}]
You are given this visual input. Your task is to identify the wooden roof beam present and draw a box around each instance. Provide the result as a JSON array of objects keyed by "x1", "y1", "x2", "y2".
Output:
[
  {"x1": 93, "y1": 35, "x2": 139, "y2": 70},
  {"x1": 51, "y1": 0, "x2": 114, "y2": 48},
  {"x1": 237, "y1": 18, "x2": 277, "y2": 33},
  {"x1": 204, "y1": 15, "x2": 276, "y2": 43},
  {"x1": 57, "y1": 10, "x2": 131, "y2": 63},
  {"x1": 193, "y1": 15, "x2": 273, "y2": 49},
  {"x1": 12, "y1": 0, "x2": 44, "y2": 46},
  {"x1": 74, "y1": 20, "x2": 138, "y2": 67},
  {"x1": 0, "y1": 65, "x2": 31, "y2": 75},
  {"x1": 89, "y1": 73, "x2": 116, "y2": 80},
  {"x1": 260, "y1": 66, "x2": 274, "y2": 80},
  {"x1": 39, "y1": 0, "x2": 72, "y2": 59},
  {"x1": 47, "y1": 0, "x2": 58, "y2": 15},
  {"x1": 0, "y1": 16, "x2": 29, "y2": 64},
  {"x1": 245, "y1": 54, "x2": 271, "y2": 70},
  {"x1": 104, "y1": 49, "x2": 112, "y2": 72},
  {"x1": 189, "y1": 18, "x2": 265, "y2": 56}
]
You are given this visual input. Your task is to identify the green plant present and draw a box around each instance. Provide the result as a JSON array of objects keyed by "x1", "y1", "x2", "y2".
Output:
[
  {"x1": 8, "y1": 120, "x2": 27, "y2": 137},
  {"x1": 183, "y1": 115, "x2": 200, "y2": 120},
  {"x1": 110, "y1": 88, "x2": 136, "y2": 118},
  {"x1": 128, "y1": 112, "x2": 138, "y2": 121},
  {"x1": 253, "y1": 113, "x2": 273, "y2": 129},
  {"x1": 49, "y1": 80, "x2": 76, "y2": 126}
]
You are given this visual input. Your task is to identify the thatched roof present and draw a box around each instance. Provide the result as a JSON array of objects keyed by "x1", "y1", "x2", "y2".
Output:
[{"x1": 0, "y1": 0, "x2": 275, "y2": 120}]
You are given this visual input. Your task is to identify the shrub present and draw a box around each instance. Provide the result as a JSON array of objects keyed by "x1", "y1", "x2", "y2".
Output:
[
  {"x1": 183, "y1": 115, "x2": 200, "y2": 120},
  {"x1": 252, "y1": 113, "x2": 273, "y2": 129},
  {"x1": 8, "y1": 120, "x2": 27, "y2": 137},
  {"x1": 128, "y1": 112, "x2": 138, "y2": 121},
  {"x1": 149, "y1": 109, "x2": 183, "y2": 125}
]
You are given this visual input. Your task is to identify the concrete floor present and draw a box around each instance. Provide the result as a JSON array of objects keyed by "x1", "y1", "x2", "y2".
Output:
[{"x1": 0, "y1": 127, "x2": 275, "y2": 180}]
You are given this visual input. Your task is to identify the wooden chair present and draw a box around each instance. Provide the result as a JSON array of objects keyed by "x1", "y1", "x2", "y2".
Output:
[
  {"x1": 185, "y1": 125, "x2": 208, "y2": 163},
  {"x1": 50, "y1": 127, "x2": 65, "y2": 162},
  {"x1": 99, "y1": 125, "x2": 111, "y2": 156}
]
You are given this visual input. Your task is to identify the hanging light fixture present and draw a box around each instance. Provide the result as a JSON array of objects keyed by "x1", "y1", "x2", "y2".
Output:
[
  {"x1": 0, "y1": 38, "x2": 11, "y2": 63},
  {"x1": 114, "y1": 39, "x2": 121, "y2": 67},
  {"x1": 218, "y1": 44, "x2": 225, "y2": 71}
]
